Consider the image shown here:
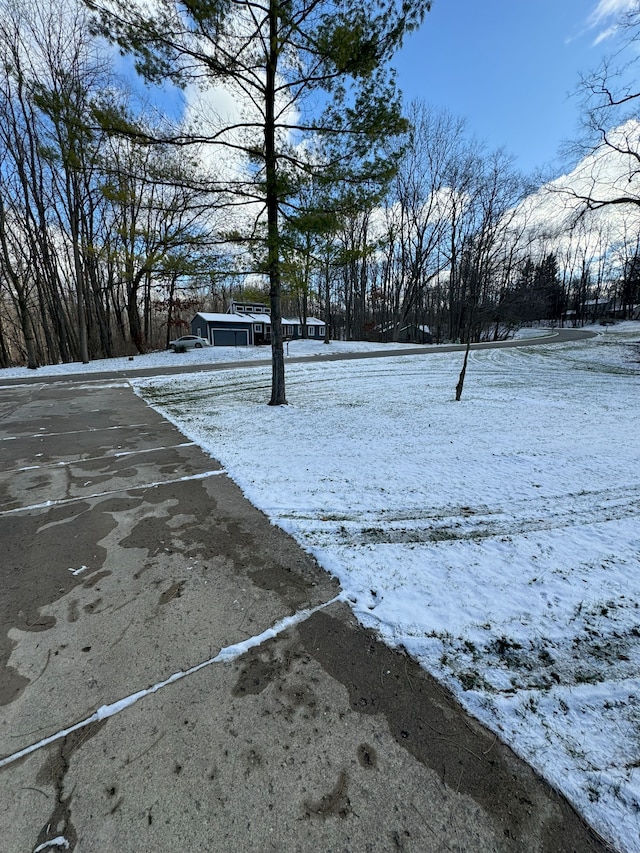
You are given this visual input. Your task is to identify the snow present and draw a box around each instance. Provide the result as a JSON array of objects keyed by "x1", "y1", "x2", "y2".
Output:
[
  {"x1": 129, "y1": 322, "x2": 640, "y2": 853},
  {"x1": 0, "y1": 337, "x2": 429, "y2": 380},
  {"x1": 33, "y1": 839, "x2": 70, "y2": 852},
  {"x1": 3, "y1": 323, "x2": 639, "y2": 850}
]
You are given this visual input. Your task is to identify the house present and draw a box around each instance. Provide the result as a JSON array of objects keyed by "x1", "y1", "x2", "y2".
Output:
[
  {"x1": 376, "y1": 321, "x2": 433, "y2": 344},
  {"x1": 561, "y1": 296, "x2": 640, "y2": 326},
  {"x1": 608, "y1": 298, "x2": 640, "y2": 320},
  {"x1": 191, "y1": 301, "x2": 326, "y2": 346},
  {"x1": 396, "y1": 323, "x2": 433, "y2": 344},
  {"x1": 583, "y1": 298, "x2": 611, "y2": 323},
  {"x1": 190, "y1": 312, "x2": 255, "y2": 346}
]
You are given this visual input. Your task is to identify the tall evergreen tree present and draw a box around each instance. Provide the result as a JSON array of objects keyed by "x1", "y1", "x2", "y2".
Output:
[
  {"x1": 534, "y1": 253, "x2": 564, "y2": 322},
  {"x1": 83, "y1": 0, "x2": 430, "y2": 403}
]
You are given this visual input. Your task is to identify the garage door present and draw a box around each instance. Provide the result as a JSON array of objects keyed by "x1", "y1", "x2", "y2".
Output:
[{"x1": 212, "y1": 328, "x2": 249, "y2": 346}]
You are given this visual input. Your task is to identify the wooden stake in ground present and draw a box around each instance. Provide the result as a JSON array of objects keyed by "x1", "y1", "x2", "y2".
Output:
[{"x1": 455, "y1": 338, "x2": 471, "y2": 401}]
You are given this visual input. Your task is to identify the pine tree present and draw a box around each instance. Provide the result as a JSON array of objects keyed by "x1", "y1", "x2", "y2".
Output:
[{"x1": 83, "y1": 0, "x2": 430, "y2": 403}]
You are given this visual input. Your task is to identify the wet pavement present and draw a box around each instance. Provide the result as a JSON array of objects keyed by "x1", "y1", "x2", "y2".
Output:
[{"x1": 0, "y1": 376, "x2": 614, "y2": 852}]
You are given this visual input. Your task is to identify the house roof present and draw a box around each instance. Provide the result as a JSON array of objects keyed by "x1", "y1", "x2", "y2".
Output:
[
  {"x1": 238, "y1": 312, "x2": 270, "y2": 323},
  {"x1": 233, "y1": 311, "x2": 324, "y2": 326},
  {"x1": 196, "y1": 310, "x2": 325, "y2": 326},
  {"x1": 195, "y1": 312, "x2": 255, "y2": 324},
  {"x1": 281, "y1": 316, "x2": 324, "y2": 326},
  {"x1": 400, "y1": 324, "x2": 431, "y2": 333},
  {"x1": 379, "y1": 322, "x2": 430, "y2": 333}
]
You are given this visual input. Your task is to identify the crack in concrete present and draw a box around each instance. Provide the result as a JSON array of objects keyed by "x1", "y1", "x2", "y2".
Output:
[
  {"x1": 0, "y1": 594, "x2": 344, "y2": 771},
  {"x1": 0, "y1": 469, "x2": 226, "y2": 516}
]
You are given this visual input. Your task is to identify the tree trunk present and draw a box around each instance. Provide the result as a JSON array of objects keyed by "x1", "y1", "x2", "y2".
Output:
[
  {"x1": 18, "y1": 293, "x2": 39, "y2": 369},
  {"x1": 127, "y1": 292, "x2": 145, "y2": 354},
  {"x1": 324, "y1": 259, "x2": 331, "y2": 344},
  {"x1": 166, "y1": 272, "x2": 178, "y2": 350},
  {"x1": 143, "y1": 269, "x2": 152, "y2": 343},
  {"x1": 455, "y1": 337, "x2": 471, "y2": 401},
  {"x1": 266, "y1": 0, "x2": 286, "y2": 405},
  {"x1": 74, "y1": 251, "x2": 89, "y2": 364},
  {"x1": 68, "y1": 177, "x2": 89, "y2": 364},
  {"x1": 86, "y1": 253, "x2": 113, "y2": 358}
]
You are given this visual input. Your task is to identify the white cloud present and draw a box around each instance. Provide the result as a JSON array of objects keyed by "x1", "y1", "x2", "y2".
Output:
[
  {"x1": 586, "y1": 0, "x2": 638, "y2": 43},
  {"x1": 588, "y1": 0, "x2": 637, "y2": 27},
  {"x1": 591, "y1": 23, "x2": 619, "y2": 44}
]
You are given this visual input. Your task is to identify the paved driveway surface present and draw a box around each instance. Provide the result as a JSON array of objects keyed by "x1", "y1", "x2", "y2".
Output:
[{"x1": 0, "y1": 376, "x2": 613, "y2": 852}]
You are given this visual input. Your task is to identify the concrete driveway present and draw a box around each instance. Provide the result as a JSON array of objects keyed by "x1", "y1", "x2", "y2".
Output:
[{"x1": 0, "y1": 376, "x2": 613, "y2": 852}]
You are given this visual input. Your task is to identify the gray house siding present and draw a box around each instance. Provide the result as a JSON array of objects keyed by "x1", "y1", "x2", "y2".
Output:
[
  {"x1": 192, "y1": 320, "x2": 208, "y2": 339},
  {"x1": 190, "y1": 309, "x2": 326, "y2": 346},
  {"x1": 191, "y1": 314, "x2": 254, "y2": 346}
]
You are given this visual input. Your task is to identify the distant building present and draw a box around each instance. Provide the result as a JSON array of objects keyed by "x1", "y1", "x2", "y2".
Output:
[
  {"x1": 583, "y1": 298, "x2": 610, "y2": 323},
  {"x1": 396, "y1": 323, "x2": 433, "y2": 344},
  {"x1": 191, "y1": 302, "x2": 326, "y2": 346},
  {"x1": 375, "y1": 321, "x2": 433, "y2": 344},
  {"x1": 562, "y1": 297, "x2": 640, "y2": 326}
]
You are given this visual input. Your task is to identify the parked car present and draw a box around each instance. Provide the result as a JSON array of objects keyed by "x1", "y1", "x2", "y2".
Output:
[{"x1": 169, "y1": 335, "x2": 211, "y2": 351}]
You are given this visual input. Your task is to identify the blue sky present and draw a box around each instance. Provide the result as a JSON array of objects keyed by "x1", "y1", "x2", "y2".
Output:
[
  {"x1": 392, "y1": 0, "x2": 637, "y2": 176},
  {"x1": 120, "y1": 0, "x2": 636, "y2": 179}
]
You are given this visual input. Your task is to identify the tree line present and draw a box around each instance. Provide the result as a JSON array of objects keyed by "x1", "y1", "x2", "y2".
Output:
[
  {"x1": 0, "y1": 1, "x2": 228, "y2": 369},
  {"x1": 1, "y1": 0, "x2": 639, "y2": 380}
]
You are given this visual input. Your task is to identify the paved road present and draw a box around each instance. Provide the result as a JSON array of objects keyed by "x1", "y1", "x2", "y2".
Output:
[
  {"x1": 0, "y1": 327, "x2": 597, "y2": 387},
  {"x1": 0, "y1": 338, "x2": 615, "y2": 852}
]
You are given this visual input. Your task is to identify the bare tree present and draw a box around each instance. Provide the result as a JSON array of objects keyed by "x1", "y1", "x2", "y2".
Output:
[
  {"x1": 0, "y1": 190, "x2": 40, "y2": 368},
  {"x1": 449, "y1": 149, "x2": 526, "y2": 400},
  {"x1": 101, "y1": 136, "x2": 216, "y2": 352},
  {"x1": 0, "y1": 0, "x2": 112, "y2": 365},
  {"x1": 564, "y1": 8, "x2": 640, "y2": 214},
  {"x1": 380, "y1": 105, "x2": 463, "y2": 341},
  {"x1": 0, "y1": 1, "x2": 77, "y2": 366}
]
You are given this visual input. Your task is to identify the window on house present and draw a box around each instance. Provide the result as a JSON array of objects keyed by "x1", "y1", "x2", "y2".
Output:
[
  {"x1": 255, "y1": 323, "x2": 263, "y2": 332},
  {"x1": 308, "y1": 326, "x2": 315, "y2": 336}
]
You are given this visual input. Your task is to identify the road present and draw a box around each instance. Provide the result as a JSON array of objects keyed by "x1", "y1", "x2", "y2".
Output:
[{"x1": 0, "y1": 327, "x2": 596, "y2": 388}]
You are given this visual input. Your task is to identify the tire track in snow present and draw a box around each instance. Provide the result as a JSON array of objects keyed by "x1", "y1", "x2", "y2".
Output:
[{"x1": 275, "y1": 483, "x2": 640, "y2": 546}]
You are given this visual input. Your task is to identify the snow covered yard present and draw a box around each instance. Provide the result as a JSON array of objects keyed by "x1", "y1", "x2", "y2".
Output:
[{"x1": 132, "y1": 323, "x2": 640, "y2": 853}]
